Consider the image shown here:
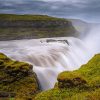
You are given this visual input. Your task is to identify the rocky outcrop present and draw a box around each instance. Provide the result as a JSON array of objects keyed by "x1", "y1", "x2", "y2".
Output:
[
  {"x1": 0, "y1": 20, "x2": 71, "y2": 28},
  {"x1": 35, "y1": 54, "x2": 100, "y2": 100},
  {"x1": 0, "y1": 53, "x2": 40, "y2": 99},
  {"x1": 0, "y1": 14, "x2": 78, "y2": 41},
  {"x1": 46, "y1": 39, "x2": 69, "y2": 45},
  {"x1": 57, "y1": 72, "x2": 87, "y2": 88}
]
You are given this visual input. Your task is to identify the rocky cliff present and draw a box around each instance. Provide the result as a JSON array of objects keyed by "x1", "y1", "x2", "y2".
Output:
[
  {"x1": 0, "y1": 53, "x2": 40, "y2": 99},
  {"x1": 0, "y1": 14, "x2": 78, "y2": 41}
]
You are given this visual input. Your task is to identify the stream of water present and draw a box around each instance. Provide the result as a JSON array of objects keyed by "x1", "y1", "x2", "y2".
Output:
[{"x1": 0, "y1": 24, "x2": 100, "y2": 90}]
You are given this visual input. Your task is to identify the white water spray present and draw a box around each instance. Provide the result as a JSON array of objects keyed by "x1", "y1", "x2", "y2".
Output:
[{"x1": 0, "y1": 24, "x2": 100, "y2": 90}]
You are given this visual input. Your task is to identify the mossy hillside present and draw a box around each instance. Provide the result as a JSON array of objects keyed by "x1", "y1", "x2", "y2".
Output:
[
  {"x1": 0, "y1": 14, "x2": 78, "y2": 40},
  {"x1": 35, "y1": 54, "x2": 100, "y2": 100},
  {"x1": 57, "y1": 54, "x2": 100, "y2": 89},
  {"x1": 0, "y1": 53, "x2": 40, "y2": 99},
  {"x1": 58, "y1": 72, "x2": 87, "y2": 89},
  {"x1": 35, "y1": 88, "x2": 100, "y2": 100},
  {"x1": 0, "y1": 14, "x2": 66, "y2": 21}
]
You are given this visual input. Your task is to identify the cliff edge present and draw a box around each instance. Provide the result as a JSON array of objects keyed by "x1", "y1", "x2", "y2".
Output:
[
  {"x1": 0, "y1": 14, "x2": 78, "y2": 40},
  {"x1": 0, "y1": 53, "x2": 40, "y2": 99}
]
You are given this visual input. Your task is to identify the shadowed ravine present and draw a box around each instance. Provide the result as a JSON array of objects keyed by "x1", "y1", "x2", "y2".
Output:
[{"x1": 0, "y1": 24, "x2": 100, "y2": 90}]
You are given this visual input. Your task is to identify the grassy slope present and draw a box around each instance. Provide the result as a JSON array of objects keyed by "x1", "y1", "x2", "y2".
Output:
[
  {"x1": 35, "y1": 54, "x2": 100, "y2": 100},
  {"x1": 0, "y1": 14, "x2": 66, "y2": 21},
  {"x1": 0, "y1": 14, "x2": 77, "y2": 40}
]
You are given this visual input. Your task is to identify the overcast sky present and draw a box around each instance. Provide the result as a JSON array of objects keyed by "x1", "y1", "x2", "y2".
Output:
[{"x1": 0, "y1": 0, "x2": 100, "y2": 23}]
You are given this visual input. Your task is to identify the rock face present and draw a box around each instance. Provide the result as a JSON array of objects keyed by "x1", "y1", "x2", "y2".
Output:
[
  {"x1": 0, "y1": 53, "x2": 40, "y2": 99},
  {"x1": 46, "y1": 39, "x2": 69, "y2": 45},
  {"x1": 0, "y1": 14, "x2": 78, "y2": 41},
  {"x1": 35, "y1": 54, "x2": 100, "y2": 100},
  {"x1": 58, "y1": 72, "x2": 87, "y2": 88}
]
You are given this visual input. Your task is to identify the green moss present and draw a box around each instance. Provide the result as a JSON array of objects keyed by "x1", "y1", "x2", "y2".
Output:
[
  {"x1": 5, "y1": 61, "x2": 32, "y2": 71},
  {"x1": 76, "y1": 54, "x2": 100, "y2": 88},
  {"x1": 0, "y1": 53, "x2": 32, "y2": 71},
  {"x1": 35, "y1": 88, "x2": 95, "y2": 100},
  {"x1": 35, "y1": 54, "x2": 100, "y2": 100},
  {"x1": 57, "y1": 71, "x2": 87, "y2": 89},
  {"x1": 57, "y1": 54, "x2": 100, "y2": 89},
  {"x1": 0, "y1": 53, "x2": 10, "y2": 61},
  {"x1": 0, "y1": 53, "x2": 40, "y2": 99},
  {"x1": 58, "y1": 71, "x2": 82, "y2": 81}
]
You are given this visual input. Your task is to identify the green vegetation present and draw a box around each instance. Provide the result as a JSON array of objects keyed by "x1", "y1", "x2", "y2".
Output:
[
  {"x1": 0, "y1": 14, "x2": 78, "y2": 40},
  {"x1": 0, "y1": 53, "x2": 40, "y2": 100},
  {"x1": 0, "y1": 52, "x2": 100, "y2": 100},
  {"x1": 35, "y1": 54, "x2": 100, "y2": 100},
  {"x1": 0, "y1": 14, "x2": 66, "y2": 21}
]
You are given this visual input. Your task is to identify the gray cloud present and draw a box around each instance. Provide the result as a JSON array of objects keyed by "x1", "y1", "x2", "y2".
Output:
[{"x1": 0, "y1": 0, "x2": 100, "y2": 23}]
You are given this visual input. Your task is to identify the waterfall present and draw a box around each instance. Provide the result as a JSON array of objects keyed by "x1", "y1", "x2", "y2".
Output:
[
  {"x1": 0, "y1": 25, "x2": 100, "y2": 90},
  {"x1": 0, "y1": 37, "x2": 90, "y2": 90}
]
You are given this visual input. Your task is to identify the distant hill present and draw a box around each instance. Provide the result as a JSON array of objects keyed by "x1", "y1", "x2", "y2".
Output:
[{"x1": 0, "y1": 14, "x2": 78, "y2": 41}]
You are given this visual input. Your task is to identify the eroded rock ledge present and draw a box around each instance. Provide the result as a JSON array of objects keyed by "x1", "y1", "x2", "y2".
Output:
[
  {"x1": 0, "y1": 14, "x2": 78, "y2": 40},
  {"x1": 0, "y1": 53, "x2": 40, "y2": 99}
]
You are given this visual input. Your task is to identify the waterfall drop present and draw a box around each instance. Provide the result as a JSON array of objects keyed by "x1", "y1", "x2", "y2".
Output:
[
  {"x1": 0, "y1": 37, "x2": 91, "y2": 90},
  {"x1": 0, "y1": 23, "x2": 100, "y2": 90}
]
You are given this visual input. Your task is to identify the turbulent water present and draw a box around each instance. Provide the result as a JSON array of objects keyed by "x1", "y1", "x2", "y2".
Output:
[{"x1": 0, "y1": 24, "x2": 100, "y2": 90}]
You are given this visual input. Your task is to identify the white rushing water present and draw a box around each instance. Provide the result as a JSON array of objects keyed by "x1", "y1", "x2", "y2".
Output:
[{"x1": 0, "y1": 25, "x2": 100, "y2": 90}]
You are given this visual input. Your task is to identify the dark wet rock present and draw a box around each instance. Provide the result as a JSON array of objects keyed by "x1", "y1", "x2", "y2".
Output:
[
  {"x1": 0, "y1": 91, "x2": 16, "y2": 97},
  {"x1": 46, "y1": 39, "x2": 69, "y2": 45}
]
